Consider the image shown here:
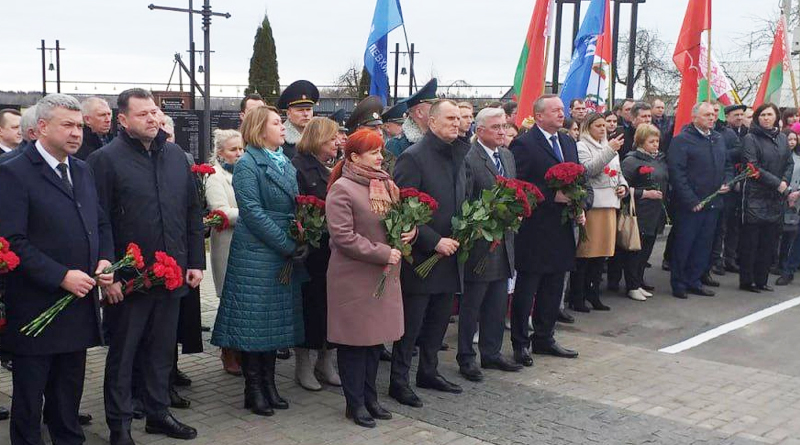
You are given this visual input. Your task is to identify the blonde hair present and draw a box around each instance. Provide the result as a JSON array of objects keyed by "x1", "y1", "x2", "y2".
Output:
[
  {"x1": 296, "y1": 117, "x2": 338, "y2": 155},
  {"x1": 211, "y1": 128, "x2": 243, "y2": 164},
  {"x1": 240, "y1": 105, "x2": 281, "y2": 148},
  {"x1": 634, "y1": 124, "x2": 661, "y2": 148}
]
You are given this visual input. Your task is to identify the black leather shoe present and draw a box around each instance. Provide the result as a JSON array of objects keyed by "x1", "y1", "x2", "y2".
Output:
[
  {"x1": 711, "y1": 264, "x2": 726, "y2": 276},
  {"x1": 687, "y1": 286, "x2": 715, "y2": 297},
  {"x1": 557, "y1": 310, "x2": 575, "y2": 324},
  {"x1": 170, "y1": 388, "x2": 191, "y2": 409},
  {"x1": 641, "y1": 283, "x2": 655, "y2": 292},
  {"x1": 173, "y1": 369, "x2": 192, "y2": 387},
  {"x1": 700, "y1": 274, "x2": 720, "y2": 288},
  {"x1": 776, "y1": 274, "x2": 794, "y2": 286},
  {"x1": 739, "y1": 284, "x2": 761, "y2": 293},
  {"x1": 0, "y1": 406, "x2": 8, "y2": 421},
  {"x1": 276, "y1": 348, "x2": 291, "y2": 360},
  {"x1": 379, "y1": 345, "x2": 392, "y2": 362},
  {"x1": 757, "y1": 284, "x2": 775, "y2": 292},
  {"x1": 458, "y1": 362, "x2": 484, "y2": 382},
  {"x1": 672, "y1": 290, "x2": 688, "y2": 299},
  {"x1": 365, "y1": 401, "x2": 392, "y2": 420},
  {"x1": 388, "y1": 384, "x2": 423, "y2": 408},
  {"x1": 78, "y1": 412, "x2": 92, "y2": 425},
  {"x1": 110, "y1": 429, "x2": 135, "y2": 445},
  {"x1": 481, "y1": 356, "x2": 523, "y2": 372},
  {"x1": 724, "y1": 262, "x2": 740, "y2": 273},
  {"x1": 531, "y1": 342, "x2": 578, "y2": 358},
  {"x1": 345, "y1": 405, "x2": 376, "y2": 428},
  {"x1": 145, "y1": 413, "x2": 197, "y2": 440},
  {"x1": 1, "y1": 359, "x2": 11, "y2": 372},
  {"x1": 417, "y1": 374, "x2": 462, "y2": 394},
  {"x1": 132, "y1": 398, "x2": 145, "y2": 420},
  {"x1": 513, "y1": 348, "x2": 533, "y2": 367},
  {"x1": 568, "y1": 301, "x2": 591, "y2": 313}
]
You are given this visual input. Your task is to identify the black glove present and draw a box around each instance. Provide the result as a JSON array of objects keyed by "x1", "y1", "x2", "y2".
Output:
[{"x1": 291, "y1": 244, "x2": 310, "y2": 264}]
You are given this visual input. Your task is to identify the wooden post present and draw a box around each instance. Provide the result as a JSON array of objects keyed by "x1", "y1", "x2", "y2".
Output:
[
  {"x1": 706, "y1": 29, "x2": 712, "y2": 102},
  {"x1": 543, "y1": 37, "x2": 552, "y2": 95}
]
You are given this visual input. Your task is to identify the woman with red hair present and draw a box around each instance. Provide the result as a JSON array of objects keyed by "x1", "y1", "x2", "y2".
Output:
[{"x1": 325, "y1": 129, "x2": 416, "y2": 428}]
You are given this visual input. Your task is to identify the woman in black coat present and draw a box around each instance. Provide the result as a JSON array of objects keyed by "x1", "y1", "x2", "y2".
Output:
[
  {"x1": 291, "y1": 117, "x2": 342, "y2": 391},
  {"x1": 621, "y1": 124, "x2": 669, "y2": 301},
  {"x1": 739, "y1": 103, "x2": 794, "y2": 292}
]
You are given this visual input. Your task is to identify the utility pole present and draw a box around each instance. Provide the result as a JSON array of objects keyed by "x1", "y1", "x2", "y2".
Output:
[
  {"x1": 37, "y1": 40, "x2": 65, "y2": 96},
  {"x1": 148, "y1": 1, "x2": 230, "y2": 163}
]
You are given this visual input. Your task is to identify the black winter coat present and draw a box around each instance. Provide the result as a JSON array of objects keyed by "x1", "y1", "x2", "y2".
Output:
[
  {"x1": 742, "y1": 126, "x2": 793, "y2": 224},
  {"x1": 87, "y1": 129, "x2": 206, "y2": 298},
  {"x1": 76, "y1": 126, "x2": 113, "y2": 160},
  {"x1": 292, "y1": 152, "x2": 331, "y2": 278},
  {"x1": 621, "y1": 150, "x2": 669, "y2": 237},
  {"x1": 510, "y1": 126, "x2": 580, "y2": 274},
  {"x1": 667, "y1": 125, "x2": 732, "y2": 212},
  {"x1": 394, "y1": 131, "x2": 469, "y2": 295}
]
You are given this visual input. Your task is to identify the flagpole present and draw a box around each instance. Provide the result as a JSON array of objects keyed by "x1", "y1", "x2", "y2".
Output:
[
  {"x1": 543, "y1": 36, "x2": 551, "y2": 95},
  {"x1": 706, "y1": 29, "x2": 712, "y2": 102}
]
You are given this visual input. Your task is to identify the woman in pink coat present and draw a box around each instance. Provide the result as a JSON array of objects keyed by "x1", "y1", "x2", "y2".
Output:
[{"x1": 326, "y1": 129, "x2": 415, "y2": 428}]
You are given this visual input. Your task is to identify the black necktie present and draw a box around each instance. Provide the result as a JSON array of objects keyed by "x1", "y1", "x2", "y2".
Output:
[
  {"x1": 493, "y1": 152, "x2": 506, "y2": 177},
  {"x1": 56, "y1": 163, "x2": 73, "y2": 193}
]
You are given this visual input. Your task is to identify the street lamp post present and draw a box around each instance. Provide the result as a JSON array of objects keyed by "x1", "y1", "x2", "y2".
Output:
[{"x1": 37, "y1": 40, "x2": 65, "y2": 97}]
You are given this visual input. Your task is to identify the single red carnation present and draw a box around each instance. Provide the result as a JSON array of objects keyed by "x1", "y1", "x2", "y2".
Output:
[
  {"x1": 638, "y1": 166, "x2": 655, "y2": 175},
  {"x1": 0, "y1": 237, "x2": 9, "y2": 253},
  {"x1": 0, "y1": 250, "x2": 20, "y2": 273}
]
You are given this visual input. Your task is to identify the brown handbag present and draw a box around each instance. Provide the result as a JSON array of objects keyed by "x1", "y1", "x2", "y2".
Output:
[{"x1": 617, "y1": 189, "x2": 642, "y2": 251}]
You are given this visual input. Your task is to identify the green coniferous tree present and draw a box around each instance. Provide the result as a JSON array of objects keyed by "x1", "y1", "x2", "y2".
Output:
[
  {"x1": 245, "y1": 13, "x2": 280, "y2": 104},
  {"x1": 358, "y1": 67, "x2": 372, "y2": 98}
]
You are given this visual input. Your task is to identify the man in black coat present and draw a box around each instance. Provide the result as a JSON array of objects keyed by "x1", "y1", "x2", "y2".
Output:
[
  {"x1": 457, "y1": 107, "x2": 522, "y2": 383},
  {"x1": 87, "y1": 89, "x2": 205, "y2": 445},
  {"x1": 0, "y1": 94, "x2": 114, "y2": 445},
  {"x1": 390, "y1": 99, "x2": 468, "y2": 407},
  {"x1": 75, "y1": 97, "x2": 114, "y2": 160},
  {"x1": 668, "y1": 102, "x2": 732, "y2": 299},
  {"x1": 509, "y1": 95, "x2": 583, "y2": 367}
]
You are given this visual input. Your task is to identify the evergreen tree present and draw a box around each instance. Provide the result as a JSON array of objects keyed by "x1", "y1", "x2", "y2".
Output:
[
  {"x1": 358, "y1": 66, "x2": 371, "y2": 98},
  {"x1": 245, "y1": 13, "x2": 280, "y2": 104}
]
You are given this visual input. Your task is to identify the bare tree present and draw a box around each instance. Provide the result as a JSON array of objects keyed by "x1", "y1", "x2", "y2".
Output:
[{"x1": 617, "y1": 28, "x2": 682, "y2": 102}]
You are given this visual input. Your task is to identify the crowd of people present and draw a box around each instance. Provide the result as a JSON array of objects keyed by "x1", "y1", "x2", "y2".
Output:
[{"x1": 0, "y1": 76, "x2": 798, "y2": 445}]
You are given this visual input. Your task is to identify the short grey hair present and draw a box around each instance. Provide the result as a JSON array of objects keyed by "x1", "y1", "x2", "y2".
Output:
[
  {"x1": 80, "y1": 96, "x2": 110, "y2": 116},
  {"x1": 534, "y1": 94, "x2": 560, "y2": 114},
  {"x1": 20, "y1": 105, "x2": 38, "y2": 141},
  {"x1": 211, "y1": 129, "x2": 243, "y2": 164},
  {"x1": 692, "y1": 101, "x2": 714, "y2": 116},
  {"x1": 162, "y1": 115, "x2": 174, "y2": 128},
  {"x1": 35, "y1": 94, "x2": 81, "y2": 122},
  {"x1": 475, "y1": 107, "x2": 506, "y2": 128},
  {"x1": 429, "y1": 99, "x2": 458, "y2": 118},
  {"x1": 631, "y1": 101, "x2": 652, "y2": 119}
]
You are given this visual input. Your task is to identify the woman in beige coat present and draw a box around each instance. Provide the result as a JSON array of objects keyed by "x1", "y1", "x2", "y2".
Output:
[
  {"x1": 326, "y1": 129, "x2": 415, "y2": 428},
  {"x1": 206, "y1": 128, "x2": 244, "y2": 375}
]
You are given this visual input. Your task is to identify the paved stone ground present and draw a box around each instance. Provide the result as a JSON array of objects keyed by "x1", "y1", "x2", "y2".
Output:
[{"x1": 2, "y1": 248, "x2": 800, "y2": 444}]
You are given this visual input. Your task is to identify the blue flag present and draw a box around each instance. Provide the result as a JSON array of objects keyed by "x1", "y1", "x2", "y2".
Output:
[
  {"x1": 364, "y1": 0, "x2": 404, "y2": 105},
  {"x1": 559, "y1": 0, "x2": 607, "y2": 116}
]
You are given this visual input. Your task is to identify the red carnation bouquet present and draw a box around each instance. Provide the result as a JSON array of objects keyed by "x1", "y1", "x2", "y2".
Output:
[
  {"x1": 472, "y1": 176, "x2": 545, "y2": 274},
  {"x1": 637, "y1": 165, "x2": 670, "y2": 224},
  {"x1": 374, "y1": 188, "x2": 438, "y2": 298},
  {"x1": 21, "y1": 243, "x2": 146, "y2": 337},
  {"x1": 278, "y1": 195, "x2": 326, "y2": 285},
  {"x1": 122, "y1": 251, "x2": 184, "y2": 296},
  {"x1": 191, "y1": 163, "x2": 216, "y2": 203},
  {"x1": 0, "y1": 237, "x2": 21, "y2": 331},
  {"x1": 697, "y1": 162, "x2": 760, "y2": 210},
  {"x1": 544, "y1": 162, "x2": 589, "y2": 242},
  {"x1": 203, "y1": 209, "x2": 230, "y2": 232}
]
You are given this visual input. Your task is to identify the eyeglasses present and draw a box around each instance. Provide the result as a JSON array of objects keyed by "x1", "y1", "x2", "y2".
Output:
[{"x1": 479, "y1": 124, "x2": 506, "y2": 133}]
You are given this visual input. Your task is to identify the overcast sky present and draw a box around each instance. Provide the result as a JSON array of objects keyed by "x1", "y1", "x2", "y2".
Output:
[{"x1": 0, "y1": 0, "x2": 785, "y2": 98}]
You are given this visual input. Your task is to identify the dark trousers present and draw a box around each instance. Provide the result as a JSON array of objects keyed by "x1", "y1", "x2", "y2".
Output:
[
  {"x1": 104, "y1": 295, "x2": 181, "y2": 432},
  {"x1": 390, "y1": 292, "x2": 453, "y2": 388},
  {"x1": 709, "y1": 207, "x2": 726, "y2": 269},
  {"x1": 722, "y1": 195, "x2": 742, "y2": 265},
  {"x1": 778, "y1": 229, "x2": 798, "y2": 272},
  {"x1": 569, "y1": 257, "x2": 604, "y2": 304},
  {"x1": 299, "y1": 276, "x2": 328, "y2": 350},
  {"x1": 606, "y1": 253, "x2": 623, "y2": 287},
  {"x1": 337, "y1": 345, "x2": 381, "y2": 409},
  {"x1": 457, "y1": 279, "x2": 507, "y2": 366},
  {"x1": 670, "y1": 208, "x2": 720, "y2": 293},
  {"x1": 510, "y1": 271, "x2": 565, "y2": 350},
  {"x1": 739, "y1": 221, "x2": 781, "y2": 287},
  {"x1": 11, "y1": 351, "x2": 87, "y2": 445},
  {"x1": 622, "y1": 235, "x2": 657, "y2": 290}
]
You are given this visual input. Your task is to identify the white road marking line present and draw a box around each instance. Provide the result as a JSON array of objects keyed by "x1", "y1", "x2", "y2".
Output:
[{"x1": 659, "y1": 296, "x2": 800, "y2": 354}]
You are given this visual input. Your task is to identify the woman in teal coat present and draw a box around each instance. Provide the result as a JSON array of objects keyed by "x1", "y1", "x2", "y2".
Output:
[{"x1": 211, "y1": 105, "x2": 305, "y2": 417}]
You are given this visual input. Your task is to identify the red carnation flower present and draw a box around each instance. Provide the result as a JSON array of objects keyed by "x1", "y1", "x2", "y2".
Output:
[
  {"x1": 638, "y1": 166, "x2": 655, "y2": 175},
  {"x1": 0, "y1": 237, "x2": 9, "y2": 253}
]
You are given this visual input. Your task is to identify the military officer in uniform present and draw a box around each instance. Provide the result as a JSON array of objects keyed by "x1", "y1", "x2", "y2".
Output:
[
  {"x1": 381, "y1": 101, "x2": 407, "y2": 141},
  {"x1": 277, "y1": 80, "x2": 319, "y2": 160},
  {"x1": 386, "y1": 78, "x2": 438, "y2": 158}
]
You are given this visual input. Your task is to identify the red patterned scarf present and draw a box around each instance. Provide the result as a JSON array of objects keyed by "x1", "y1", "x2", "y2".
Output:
[{"x1": 342, "y1": 161, "x2": 400, "y2": 216}]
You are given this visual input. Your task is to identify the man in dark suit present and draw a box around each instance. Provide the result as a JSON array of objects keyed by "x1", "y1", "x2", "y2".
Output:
[
  {"x1": 668, "y1": 102, "x2": 731, "y2": 299},
  {"x1": 88, "y1": 89, "x2": 205, "y2": 445},
  {"x1": 390, "y1": 99, "x2": 469, "y2": 407},
  {"x1": 509, "y1": 95, "x2": 584, "y2": 367},
  {"x1": 75, "y1": 97, "x2": 114, "y2": 160},
  {"x1": 0, "y1": 93, "x2": 114, "y2": 445},
  {"x1": 457, "y1": 107, "x2": 522, "y2": 383}
]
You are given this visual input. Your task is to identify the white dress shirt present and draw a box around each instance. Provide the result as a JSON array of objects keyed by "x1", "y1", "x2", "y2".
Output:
[{"x1": 36, "y1": 140, "x2": 72, "y2": 185}]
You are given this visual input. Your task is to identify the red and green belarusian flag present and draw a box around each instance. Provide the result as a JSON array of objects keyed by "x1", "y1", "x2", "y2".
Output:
[
  {"x1": 512, "y1": 0, "x2": 555, "y2": 127},
  {"x1": 754, "y1": 16, "x2": 788, "y2": 108}
]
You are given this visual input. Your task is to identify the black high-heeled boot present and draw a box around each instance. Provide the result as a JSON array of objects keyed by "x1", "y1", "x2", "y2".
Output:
[
  {"x1": 586, "y1": 283, "x2": 610, "y2": 311},
  {"x1": 261, "y1": 351, "x2": 289, "y2": 409},
  {"x1": 241, "y1": 353, "x2": 274, "y2": 416}
]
